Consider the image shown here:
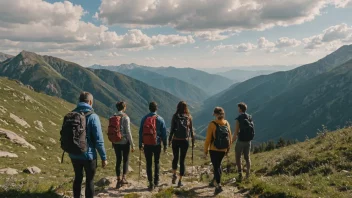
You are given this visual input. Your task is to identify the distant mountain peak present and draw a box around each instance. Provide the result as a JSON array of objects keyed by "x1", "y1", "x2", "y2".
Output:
[{"x1": 0, "y1": 52, "x2": 14, "y2": 62}]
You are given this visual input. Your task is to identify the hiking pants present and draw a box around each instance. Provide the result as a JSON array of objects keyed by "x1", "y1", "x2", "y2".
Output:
[
  {"x1": 71, "y1": 159, "x2": 97, "y2": 198},
  {"x1": 235, "y1": 140, "x2": 251, "y2": 174},
  {"x1": 113, "y1": 142, "x2": 130, "y2": 177},
  {"x1": 209, "y1": 150, "x2": 225, "y2": 185},
  {"x1": 144, "y1": 145, "x2": 161, "y2": 184},
  {"x1": 172, "y1": 139, "x2": 189, "y2": 176}
]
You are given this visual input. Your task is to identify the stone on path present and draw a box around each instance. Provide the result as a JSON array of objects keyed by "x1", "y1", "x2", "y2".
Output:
[
  {"x1": 23, "y1": 166, "x2": 41, "y2": 174},
  {"x1": 0, "y1": 128, "x2": 36, "y2": 149},
  {"x1": 0, "y1": 151, "x2": 18, "y2": 158},
  {"x1": 49, "y1": 138, "x2": 57, "y2": 144},
  {"x1": 34, "y1": 120, "x2": 45, "y2": 132},
  {"x1": 0, "y1": 168, "x2": 18, "y2": 175}
]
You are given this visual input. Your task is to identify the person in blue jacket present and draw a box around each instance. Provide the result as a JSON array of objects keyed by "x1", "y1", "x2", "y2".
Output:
[
  {"x1": 139, "y1": 102, "x2": 167, "y2": 190},
  {"x1": 69, "y1": 92, "x2": 108, "y2": 198}
]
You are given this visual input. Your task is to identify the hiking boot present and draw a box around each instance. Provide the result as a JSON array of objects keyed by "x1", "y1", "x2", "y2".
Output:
[
  {"x1": 154, "y1": 181, "x2": 159, "y2": 187},
  {"x1": 177, "y1": 180, "x2": 184, "y2": 187},
  {"x1": 238, "y1": 173, "x2": 243, "y2": 181},
  {"x1": 121, "y1": 177, "x2": 129, "y2": 185},
  {"x1": 214, "y1": 186, "x2": 223, "y2": 195},
  {"x1": 209, "y1": 178, "x2": 215, "y2": 187},
  {"x1": 148, "y1": 182, "x2": 154, "y2": 191},
  {"x1": 116, "y1": 179, "x2": 122, "y2": 189},
  {"x1": 172, "y1": 174, "x2": 177, "y2": 184}
]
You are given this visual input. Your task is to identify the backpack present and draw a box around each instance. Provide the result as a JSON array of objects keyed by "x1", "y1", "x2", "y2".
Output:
[
  {"x1": 60, "y1": 111, "x2": 93, "y2": 158},
  {"x1": 238, "y1": 114, "x2": 255, "y2": 141},
  {"x1": 173, "y1": 114, "x2": 189, "y2": 139},
  {"x1": 212, "y1": 121, "x2": 230, "y2": 149},
  {"x1": 142, "y1": 115, "x2": 158, "y2": 145},
  {"x1": 107, "y1": 114, "x2": 126, "y2": 143}
]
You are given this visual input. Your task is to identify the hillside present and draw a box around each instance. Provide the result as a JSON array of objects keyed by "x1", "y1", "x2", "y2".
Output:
[
  {"x1": 0, "y1": 52, "x2": 13, "y2": 62},
  {"x1": 216, "y1": 69, "x2": 276, "y2": 82},
  {"x1": 90, "y1": 64, "x2": 208, "y2": 105},
  {"x1": 0, "y1": 51, "x2": 181, "y2": 124},
  {"x1": 195, "y1": 44, "x2": 352, "y2": 139}
]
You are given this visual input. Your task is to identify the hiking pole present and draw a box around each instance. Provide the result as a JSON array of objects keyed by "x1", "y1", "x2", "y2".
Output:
[
  {"x1": 191, "y1": 142, "x2": 194, "y2": 182},
  {"x1": 139, "y1": 150, "x2": 142, "y2": 181}
]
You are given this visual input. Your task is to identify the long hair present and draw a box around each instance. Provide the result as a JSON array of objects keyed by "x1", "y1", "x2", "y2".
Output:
[{"x1": 175, "y1": 101, "x2": 191, "y2": 117}]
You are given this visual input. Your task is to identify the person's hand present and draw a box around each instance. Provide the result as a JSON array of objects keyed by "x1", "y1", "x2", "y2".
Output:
[
  {"x1": 131, "y1": 147, "x2": 135, "y2": 153},
  {"x1": 102, "y1": 160, "x2": 108, "y2": 168}
]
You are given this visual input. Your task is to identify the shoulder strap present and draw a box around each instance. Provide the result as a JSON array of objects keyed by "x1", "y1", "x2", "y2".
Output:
[{"x1": 212, "y1": 121, "x2": 219, "y2": 126}]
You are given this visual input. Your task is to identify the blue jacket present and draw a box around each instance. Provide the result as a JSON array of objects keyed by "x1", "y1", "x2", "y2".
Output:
[
  {"x1": 139, "y1": 112, "x2": 167, "y2": 148},
  {"x1": 69, "y1": 102, "x2": 107, "y2": 161}
]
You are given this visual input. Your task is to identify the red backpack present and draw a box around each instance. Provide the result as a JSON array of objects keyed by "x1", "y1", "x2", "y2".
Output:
[
  {"x1": 107, "y1": 114, "x2": 125, "y2": 143},
  {"x1": 142, "y1": 115, "x2": 158, "y2": 145}
]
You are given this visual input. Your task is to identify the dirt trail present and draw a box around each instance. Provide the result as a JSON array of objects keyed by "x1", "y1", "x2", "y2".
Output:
[{"x1": 94, "y1": 175, "x2": 247, "y2": 198}]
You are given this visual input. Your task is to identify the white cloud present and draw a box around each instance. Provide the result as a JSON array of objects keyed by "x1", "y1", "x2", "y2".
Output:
[
  {"x1": 108, "y1": 52, "x2": 124, "y2": 57},
  {"x1": 194, "y1": 31, "x2": 231, "y2": 41},
  {"x1": 98, "y1": 0, "x2": 351, "y2": 38},
  {"x1": 212, "y1": 43, "x2": 257, "y2": 53},
  {"x1": 258, "y1": 37, "x2": 276, "y2": 50},
  {"x1": 276, "y1": 37, "x2": 302, "y2": 48},
  {"x1": 303, "y1": 23, "x2": 352, "y2": 49},
  {"x1": 0, "y1": 0, "x2": 194, "y2": 54}
]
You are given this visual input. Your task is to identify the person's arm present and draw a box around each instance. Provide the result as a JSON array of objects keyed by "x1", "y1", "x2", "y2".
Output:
[
  {"x1": 124, "y1": 116, "x2": 135, "y2": 150},
  {"x1": 233, "y1": 120, "x2": 240, "y2": 142},
  {"x1": 159, "y1": 117, "x2": 168, "y2": 149},
  {"x1": 168, "y1": 115, "x2": 175, "y2": 143},
  {"x1": 227, "y1": 122, "x2": 232, "y2": 153},
  {"x1": 204, "y1": 122, "x2": 214, "y2": 155},
  {"x1": 139, "y1": 117, "x2": 145, "y2": 149},
  {"x1": 91, "y1": 114, "x2": 107, "y2": 161}
]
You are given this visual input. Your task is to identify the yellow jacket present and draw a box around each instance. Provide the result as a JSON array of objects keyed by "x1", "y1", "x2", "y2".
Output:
[{"x1": 204, "y1": 119, "x2": 232, "y2": 154}]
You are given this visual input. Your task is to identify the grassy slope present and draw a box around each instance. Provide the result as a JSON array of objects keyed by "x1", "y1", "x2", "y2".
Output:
[{"x1": 223, "y1": 128, "x2": 352, "y2": 198}]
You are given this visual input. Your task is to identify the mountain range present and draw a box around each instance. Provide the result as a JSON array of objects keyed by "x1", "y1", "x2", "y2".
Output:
[
  {"x1": 0, "y1": 52, "x2": 13, "y2": 62},
  {"x1": 216, "y1": 69, "x2": 276, "y2": 82},
  {"x1": 89, "y1": 64, "x2": 209, "y2": 106},
  {"x1": 194, "y1": 44, "x2": 352, "y2": 142},
  {"x1": 0, "y1": 51, "x2": 180, "y2": 124}
]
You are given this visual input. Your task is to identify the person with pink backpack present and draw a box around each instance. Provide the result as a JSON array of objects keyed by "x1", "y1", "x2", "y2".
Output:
[{"x1": 139, "y1": 102, "x2": 167, "y2": 191}]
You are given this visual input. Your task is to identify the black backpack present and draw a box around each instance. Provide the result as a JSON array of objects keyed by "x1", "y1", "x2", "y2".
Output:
[
  {"x1": 60, "y1": 111, "x2": 93, "y2": 161},
  {"x1": 238, "y1": 114, "x2": 255, "y2": 141},
  {"x1": 173, "y1": 114, "x2": 190, "y2": 139},
  {"x1": 212, "y1": 121, "x2": 230, "y2": 149}
]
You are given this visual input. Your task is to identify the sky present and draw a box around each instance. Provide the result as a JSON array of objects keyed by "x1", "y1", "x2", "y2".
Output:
[{"x1": 0, "y1": 0, "x2": 352, "y2": 68}]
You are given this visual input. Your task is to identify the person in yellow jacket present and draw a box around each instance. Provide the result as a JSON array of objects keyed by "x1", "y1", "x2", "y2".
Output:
[{"x1": 204, "y1": 107, "x2": 232, "y2": 195}]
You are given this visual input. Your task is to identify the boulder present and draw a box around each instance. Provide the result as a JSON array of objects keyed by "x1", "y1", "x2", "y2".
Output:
[
  {"x1": 9, "y1": 113, "x2": 30, "y2": 128},
  {"x1": 0, "y1": 128, "x2": 36, "y2": 149},
  {"x1": 49, "y1": 138, "x2": 57, "y2": 144},
  {"x1": 0, "y1": 168, "x2": 18, "y2": 175},
  {"x1": 96, "y1": 177, "x2": 115, "y2": 187},
  {"x1": 23, "y1": 166, "x2": 41, "y2": 174},
  {"x1": 0, "y1": 151, "x2": 18, "y2": 158}
]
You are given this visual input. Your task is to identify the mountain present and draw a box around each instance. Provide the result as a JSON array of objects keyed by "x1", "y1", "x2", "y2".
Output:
[
  {"x1": 195, "y1": 45, "x2": 352, "y2": 139},
  {"x1": 0, "y1": 52, "x2": 13, "y2": 62},
  {"x1": 89, "y1": 64, "x2": 209, "y2": 105},
  {"x1": 0, "y1": 51, "x2": 180, "y2": 124},
  {"x1": 198, "y1": 65, "x2": 298, "y2": 74},
  {"x1": 216, "y1": 69, "x2": 276, "y2": 82},
  {"x1": 121, "y1": 65, "x2": 233, "y2": 95}
]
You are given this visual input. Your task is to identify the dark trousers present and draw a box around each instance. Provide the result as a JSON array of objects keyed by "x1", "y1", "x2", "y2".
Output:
[
  {"x1": 209, "y1": 150, "x2": 225, "y2": 185},
  {"x1": 113, "y1": 143, "x2": 130, "y2": 177},
  {"x1": 71, "y1": 159, "x2": 97, "y2": 198},
  {"x1": 172, "y1": 139, "x2": 189, "y2": 176},
  {"x1": 144, "y1": 145, "x2": 161, "y2": 184}
]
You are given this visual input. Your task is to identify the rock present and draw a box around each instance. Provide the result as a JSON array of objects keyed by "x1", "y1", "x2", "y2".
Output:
[
  {"x1": 0, "y1": 106, "x2": 7, "y2": 114},
  {"x1": 34, "y1": 120, "x2": 45, "y2": 132},
  {"x1": 49, "y1": 138, "x2": 57, "y2": 144},
  {"x1": 342, "y1": 170, "x2": 349, "y2": 173},
  {"x1": 26, "y1": 85, "x2": 34, "y2": 91},
  {"x1": 9, "y1": 113, "x2": 30, "y2": 128},
  {"x1": 0, "y1": 119, "x2": 9, "y2": 125},
  {"x1": 0, "y1": 128, "x2": 36, "y2": 149},
  {"x1": 57, "y1": 157, "x2": 61, "y2": 163},
  {"x1": 0, "y1": 168, "x2": 18, "y2": 175},
  {"x1": 40, "y1": 157, "x2": 46, "y2": 161},
  {"x1": 0, "y1": 151, "x2": 18, "y2": 158},
  {"x1": 48, "y1": 120, "x2": 57, "y2": 126},
  {"x1": 23, "y1": 166, "x2": 41, "y2": 174},
  {"x1": 96, "y1": 177, "x2": 114, "y2": 187},
  {"x1": 128, "y1": 165, "x2": 134, "y2": 173}
]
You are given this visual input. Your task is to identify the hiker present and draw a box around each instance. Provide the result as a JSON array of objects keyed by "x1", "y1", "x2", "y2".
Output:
[
  {"x1": 108, "y1": 101, "x2": 135, "y2": 189},
  {"x1": 139, "y1": 102, "x2": 168, "y2": 190},
  {"x1": 60, "y1": 92, "x2": 107, "y2": 198},
  {"x1": 232, "y1": 102, "x2": 254, "y2": 180},
  {"x1": 204, "y1": 107, "x2": 232, "y2": 195},
  {"x1": 169, "y1": 101, "x2": 195, "y2": 187}
]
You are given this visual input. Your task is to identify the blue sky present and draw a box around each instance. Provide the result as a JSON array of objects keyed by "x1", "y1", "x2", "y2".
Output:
[{"x1": 1, "y1": 0, "x2": 352, "y2": 68}]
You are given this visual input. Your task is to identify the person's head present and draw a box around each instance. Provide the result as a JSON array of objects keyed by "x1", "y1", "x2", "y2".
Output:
[
  {"x1": 176, "y1": 101, "x2": 190, "y2": 116},
  {"x1": 116, "y1": 101, "x2": 127, "y2": 112},
  {"x1": 79, "y1": 92, "x2": 93, "y2": 106},
  {"x1": 149, "y1": 102, "x2": 158, "y2": 113},
  {"x1": 237, "y1": 102, "x2": 247, "y2": 113},
  {"x1": 213, "y1": 107, "x2": 225, "y2": 120}
]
